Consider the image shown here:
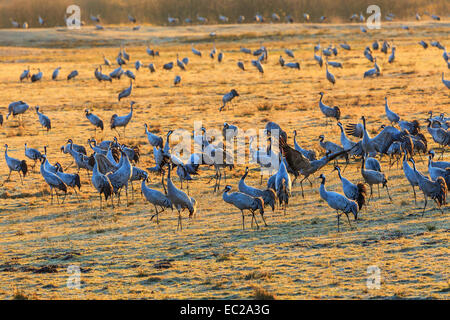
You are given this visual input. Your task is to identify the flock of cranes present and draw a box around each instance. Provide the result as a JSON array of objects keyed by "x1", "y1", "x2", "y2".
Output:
[
  {"x1": 1, "y1": 18, "x2": 449, "y2": 233},
  {"x1": 8, "y1": 10, "x2": 444, "y2": 30}
]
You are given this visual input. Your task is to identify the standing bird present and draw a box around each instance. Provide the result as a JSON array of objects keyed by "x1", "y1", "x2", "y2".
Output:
[
  {"x1": 388, "y1": 47, "x2": 396, "y2": 63},
  {"x1": 20, "y1": 66, "x2": 30, "y2": 82},
  {"x1": 191, "y1": 44, "x2": 202, "y2": 57},
  {"x1": 174, "y1": 75, "x2": 181, "y2": 86},
  {"x1": 4, "y1": 144, "x2": 27, "y2": 184},
  {"x1": 92, "y1": 154, "x2": 114, "y2": 209},
  {"x1": 166, "y1": 164, "x2": 196, "y2": 231},
  {"x1": 31, "y1": 69, "x2": 43, "y2": 82},
  {"x1": 35, "y1": 106, "x2": 51, "y2": 132},
  {"x1": 144, "y1": 124, "x2": 163, "y2": 149},
  {"x1": 325, "y1": 63, "x2": 336, "y2": 85},
  {"x1": 6, "y1": 101, "x2": 29, "y2": 125},
  {"x1": 39, "y1": 155, "x2": 67, "y2": 204},
  {"x1": 222, "y1": 185, "x2": 266, "y2": 230},
  {"x1": 402, "y1": 151, "x2": 420, "y2": 204},
  {"x1": 118, "y1": 80, "x2": 132, "y2": 101},
  {"x1": 361, "y1": 155, "x2": 392, "y2": 202},
  {"x1": 410, "y1": 159, "x2": 447, "y2": 215},
  {"x1": 85, "y1": 109, "x2": 104, "y2": 133},
  {"x1": 67, "y1": 70, "x2": 78, "y2": 80},
  {"x1": 293, "y1": 130, "x2": 317, "y2": 161},
  {"x1": 318, "y1": 92, "x2": 340, "y2": 124},
  {"x1": 237, "y1": 61, "x2": 245, "y2": 71},
  {"x1": 318, "y1": 174, "x2": 358, "y2": 232},
  {"x1": 426, "y1": 119, "x2": 450, "y2": 158},
  {"x1": 107, "y1": 147, "x2": 132, "y2": 206},
  {"x1": 239, "y1": 167, "x2": 277, "y2": 212},
  {"x1": 110, "y1": 101, "x2": 135, "y2": 137},
  {"x1": 54, "y1": 163, "x2": 81, "y2": 200},
  {"x1": 384, "y1": 97, "x2": 400, "y2": 124},
  {"x1": 275, "y1": 159, "x2": 291, "y2": 214},
  {"x1": 141, "y1": 176, "x2": 172, "y2": 224},
  {"x1": 251, "y1": 59, "x2": 264, "y2": 74},
  {"x1": 52, "y1": 67, "x2": 61, "y2": 80},
  {"x1": 24, "y1": 143, "x2": 42, "y2": 171},
  {"x1": 334, "y1": 166, "x2": 366, "y2": 210},
  {"x1": 219, "y1": 89, "x2": 239, "y2": 111}
]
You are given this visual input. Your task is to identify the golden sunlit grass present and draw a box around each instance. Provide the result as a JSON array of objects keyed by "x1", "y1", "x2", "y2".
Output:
[{"x1": 0, "y1": 21, "x2": 448, "y2": 300}]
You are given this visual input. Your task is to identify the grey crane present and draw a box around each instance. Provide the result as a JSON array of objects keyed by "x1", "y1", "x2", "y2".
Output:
[
  {"x1": 174, "y1": 75, "x2": 181, "y2": 86},
  {"x1": 43, "y1": 146, "x2": 59, "y2": 173},
  {"x1": 52, "y1": 67, "x2": 61, "y2": 80},
  {"x1": 251, "y1": 59, "x2": 264, "y2": 74},
  {"x1": 87, "y1": 139, "x2": 107, "y2": 155},
  {"x1": 442, "y1": 73, "x2": 450, "y2": 89},
  {"x1": 428, "y1": 150, "x2": 450, "y2": 170},
  {"x1": 275, "y1": 158, "x2": 291, "y2": 214},
  {"x1": 24, "y1": 143, "x2": 42, "y2": 171},
  {"x1": 318, "y1": 92, "x2": 340, "y2": 124},
  {"x1": 54, "y1": 163, "x2": 81, "y2": 200},
  {"x1": 144, "y1": 124, "x2": 163, "y2": 149},
  {"x1": 365, "y1": 157, "x2": 381, "y2": 172},
  {"x1": 148, "y1": 63, "x2": 155, "y2": 73},
  {"x1": 141, "y1": 175, "x2": 172, "y2": 224},
  {"x1": 419, "y1": 40, "x2": 428, "y2": 49},
  {"x1": 67, "y1": 70, "x2": 78, "y2": 80},
  {"x1": 176, "y1": 54, "x2": 186, "y2": 70},
  {"x1": 222, "y1": 185, "x2": 265, "y2": 230},
  {"x1": 110, "y1": 66, "x2": 123, "y2": 79},
  {"x1": 129, "y1": 166, "x2": 149, "y2": 197},
  {"x1": 110, "y1": 101, "x2": 135, "y2": 137},
  {"x1": 163, "y1": 62, "x2": 173, "y2": 70},
  {"x1": 239, "y1": 167, "x2": 277, "y2": 212},
  {"x1": 410, "y1": 158, "x2": 447, "y2": 215},
  {"x1": 334, "y1": 165, "x2": 367, "y2": 210},
  {"x1": 384, "y1": 97, "x2": 400, "y2": 124},
  {"x1": 131, "y1": 58, "x2": 141, "y2": 70},
  {"x1": 399, "y1": 119, "x2": 420, "y2": 135},
  {"x1": 340, "y1": 43, "x2": 351, "y2": 50},
  {"x1": 284, "y1": 49, "x2": 294, "y2": 58},
  {"x1": 6, "y1": 101, "x2": 29, "y2": 125},
  {"x1": 191, "y1": 44, "x2": 202, "y2": 57},
  {"x1": 279, "y1": 55, "x2": 285, "y2": 66},
  {"x1": 347, "y1": 116, "x2": 408, "y2": 156},
  {"x1": 128, "y1": 14, "x2": 136, "y2": 23},
  {"x1": 66, "y1": 139, "x2": 94, "y2": 176},
  {"x1": 103, "y1": 54, "x2": 111, "y2": 66},
  {"x1": 124, "y1": 70, "x2": 135, "y2": 80},
  {"x1": 285, "y1": 62, "x2": 300, "y2": 70},
  {"x1": 364, "y1": 47, "x2": 374, "y2": 62},
  {"x1": 219, "y1": 89, "x2": 239, "y2": 111},
  {"x1": 402, "y1": 151, "x2": 420, "y2": 204},
  {"x1": 240, "y1": 46, "x2": 251, "y2": 54},
  {"x1": 337, "y1": 122, "x2": 363, "y2": 157},
  {"x1": 92, "y1": 154, "x2": 114, "y2": 209},
  {"x1": 426, "y1": 119, "x2": 450, "y2": 158},
  {"x1": 166, "y1": 164, "x2": 196, "y2": 231},
  {"x1": 318, "y1": 174, "x2": 358, "y2": 232},
  {"x1": 107, "y1": 147, "x2": 132, "y2": 206},
  {"x1": 31, "y1": 69, "x2": 43, "y2": 82},
  {"x1": 381, "y1": 41, "x2": 390, "y2": 54},
  {"x1": 428, "y1": 155, "x2": 450, "y2": 188},
  {"x1": 223, "y1": 123, "x2": 238, "y2": 141},
  {"x1": 219, "y1": 15, "x2": 229, "y2": 23},
  {"x1": 325, "y1": 63, "x2": 336, "y2": 85},
  {"x1": 388, "y1": 47, "x2": 396, "y2": 63},
  {"x1": 85, "y1": 109, "x2": 104, "y2": 133},
  {"x1": 293, "y1": 130, "x2": 317, "y2": 161},
  {"x1": 35, "y1": 106, "x2": 51, "y2": 132},
  {"x1": 20, "y1": 66, "x2": 30, "y2": 82},
  {"x1": 40, "y1": 155, "x2": 67, "y2": 204},
  {"x1": 314, "y1": 52, "x2": 323, "y2": 67},
  {"x1": 4, "y1": 144, "x2": 27, "y2": 184},
  {"x1": 361, "y1": 154, "x2": 392, "y2": 202},
  {"x1": 118, "y1": 80, "x2": 132, "y2": 101},
  {"x1": 95, "y1": 66, "x2": 112, "y2": 82},
  {"x1": 218, "y1": 52, "x2": 224, "y2": 63}
]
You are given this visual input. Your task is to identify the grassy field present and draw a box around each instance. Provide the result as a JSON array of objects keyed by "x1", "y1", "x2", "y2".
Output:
[{"x1": 0, "y1": 21, "x2": 449, "y2": 300}]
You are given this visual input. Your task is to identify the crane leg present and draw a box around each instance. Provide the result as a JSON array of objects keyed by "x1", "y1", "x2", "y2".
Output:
[
  {"x1": 345, "y1": 213, "x2": 352, "y2": 229},
  {"x1": 337, "y1": 212, "x2": 340, "y2": 232},
  {"x1": 241, "y1": 210, "x2": 245, "y2": 230},
  {"x1": 62, "y1": 191, "x2": 67, "y2": 204},
  {"x1": 150, "y1": 205, "x2": 159, "y2": 224},
  {"x1": 125, "y1": 186, "x2": 129, "y2": 206},
  {"x1": 99, "y1": 194, "x2": 102, "y2": 210},
  {"x1": 50, "y1": 188, "x2": 53, "y2": 205},
  {"x1": 18, "y1": 171, "x2": 23, "y2": 185},
  {"x1": 110, "y1": 193, "x2": 115, "y2": 209},
  {"x1": 385, "y1": 184, "x2": 393, "y2": 202},
  {"x1": 377, "y1": 184, "x2": 380, "y2": 198},
  {"x1": 422, "y1": 196, "x2": 428, "y2": 216},
  {"x1": 5, "y1": 170, "x2": 12, "y2": 182},
  {"x1": 412, "y1": 186, "x2": 417, "y2": 205}
]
